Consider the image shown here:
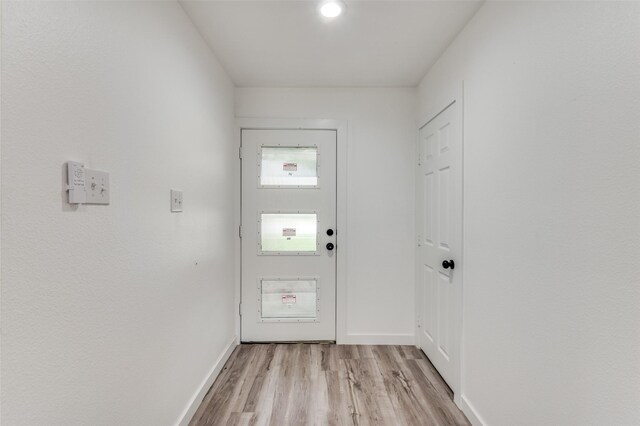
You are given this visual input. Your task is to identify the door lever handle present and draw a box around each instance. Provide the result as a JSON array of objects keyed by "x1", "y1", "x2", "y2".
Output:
[{"x1": 442, "y1": 260, "x2": 455, "y2": 270}]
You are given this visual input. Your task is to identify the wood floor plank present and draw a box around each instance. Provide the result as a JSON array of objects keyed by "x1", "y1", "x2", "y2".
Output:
[
  {"x1": 306, "y1": 372, "x2": 329, "y2": 425},
  {"x1": 227, "y1": 412, "x2": 255, "y2": 426},
  {"x1": 320, "y1": 343, "x2": 340, "y2": 372},
  {"x1": 344, "y1": 358, "x2": 395, "y2": 426},
  {"x1": 190, "y1": 344, "x2": 469, "y2": 426},
  {"x1": 325, "y1": 369, "x2": 356, "y2": 426},
  {"x1": 190, "y1": 345, "x2": 257, "y2": 426},
  {"x1": 339, "y1": 344, "x2": 360, "y2": 360},
  {"x1": 267, "y1": 371, "x2": 294, "y2": 425},
  {"x1": 248, "y1": 367, "x2": 279, "y2": 426},
  {"x1": 309, "y1": 344, "x2": 323, "y2": 380},
  {"x1": 401, "y1": 345, "x2": 424, "y2": 360},
  {"x1": 285, "y1": 377, "x2": 311, "y2": 424},
  {"x1": 356, "y1": 345, "x2": 376, "y2": 359},
  {"x1": 242, "y1": 373, "x2": 266, "y2": 413}
]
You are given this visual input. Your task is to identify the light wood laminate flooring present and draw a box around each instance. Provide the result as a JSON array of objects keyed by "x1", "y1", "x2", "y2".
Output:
[{"x1": 190, "y1": 344, "x2": 470, "y2": 426}]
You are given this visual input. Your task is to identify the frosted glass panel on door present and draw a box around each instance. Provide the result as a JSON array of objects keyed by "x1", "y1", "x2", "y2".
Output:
[
  {"x1": 261, "y1": 279, "x2": 317, "y2": 319},
  {"x1": 260, "y1": 147, "x2": 318, "y2": 186},
  {"x1": 260, "y1": 213, "x2": 317, "y2": 253}
]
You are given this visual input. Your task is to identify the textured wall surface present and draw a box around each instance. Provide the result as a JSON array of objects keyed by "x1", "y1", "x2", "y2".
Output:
[
  {"x1": 1, "y1": 2, "x2": 236, "y2": 424},
  {"x1": 236, "y1": 88, "x2": 417, "y2": 343},
  {"x1": 418, "y1": 2, "x2": 640, "y2": 425}
]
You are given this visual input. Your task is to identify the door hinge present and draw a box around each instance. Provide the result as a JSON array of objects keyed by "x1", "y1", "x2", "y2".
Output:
[
  {"x1": 238, "y1": 225, "x2": 242, "y2": 238},
  {"x1": 239, "y1": 303, "x2": 242, "y2": 316},
  {"x1": 239, "y1": 146, "x2": 243, "y2": 160}
]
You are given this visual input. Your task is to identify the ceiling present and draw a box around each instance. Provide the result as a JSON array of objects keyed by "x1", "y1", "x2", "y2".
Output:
[{"x1": 180, "y1": 1, "x2": 483, "y2": 88}]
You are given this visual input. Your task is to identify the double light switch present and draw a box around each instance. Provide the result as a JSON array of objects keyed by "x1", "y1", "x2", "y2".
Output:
[{"x1": 66, "y1": 161, "x2": 110, "y2": 205}]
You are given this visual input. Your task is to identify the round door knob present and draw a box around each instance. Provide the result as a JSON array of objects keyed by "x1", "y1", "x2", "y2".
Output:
[
  {"x1": 326, "y1": 229, "x2": 334, "y2": 236},
  {"x1": 326, "y1": 242, "x2": 335, "y2": 251},
  {"x1": 442, "y1": 260, "x2": 455, "y2": 270}
]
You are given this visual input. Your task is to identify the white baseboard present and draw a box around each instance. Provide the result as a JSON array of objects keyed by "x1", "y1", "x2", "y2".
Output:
[
  {"x1": 341, "y1": 333, "x2": 415, "y2": 345},
  {"x1": 455, "y1": 393, "x2": 485, "y2": 426},
  {"x1": 176, "y1": 336, "x2": 238, "y2": 426}
]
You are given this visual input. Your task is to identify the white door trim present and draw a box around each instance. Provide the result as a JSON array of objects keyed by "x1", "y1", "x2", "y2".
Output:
[
  {"x1": 236, "y1": 117, "x2": 349, "y2": 343},
  {"x1": 415, "y1": 82, "x2": 465, "y2": 402}
]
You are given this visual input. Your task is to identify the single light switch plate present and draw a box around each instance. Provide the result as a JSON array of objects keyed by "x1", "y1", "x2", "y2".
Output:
[
  {"x1": 85, "y1": 169, "x2": 110, "y2": 204},
  {"x1": 171, "y1": 190, "x2": 183, "y2": 212}
]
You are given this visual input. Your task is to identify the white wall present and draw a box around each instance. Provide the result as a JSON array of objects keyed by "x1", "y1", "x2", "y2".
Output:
[
  {"x1": 1, "y1": 2, "x2": 236, "y2": 424},
  {"x1": 236, "y1": 88, "x2": 416, "y2": 344},
  {"x1": 418, "y1": 2, "x2": 640, "y2": 425}
]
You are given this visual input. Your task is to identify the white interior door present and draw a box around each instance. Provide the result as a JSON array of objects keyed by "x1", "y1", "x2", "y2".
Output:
[
  {"x1": 416, "y1": 100, "x2": 463, "y2": 393},
  {"x1": 241, "y1": 129, "x2": 337, "y2": 342}
]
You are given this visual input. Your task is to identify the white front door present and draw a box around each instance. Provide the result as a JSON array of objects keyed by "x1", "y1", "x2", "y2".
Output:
[
  {"x1": 241, "y1": 129, "x2": 337, "y2": 342},
  {"x1": 416, "y1": 100, "x2": 463, "y2": 393}
]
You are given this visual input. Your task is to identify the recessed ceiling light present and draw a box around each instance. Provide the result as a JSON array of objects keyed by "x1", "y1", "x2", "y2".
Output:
[{"x1": 320, "y1": 1, "x2": 344, "y2": 18}]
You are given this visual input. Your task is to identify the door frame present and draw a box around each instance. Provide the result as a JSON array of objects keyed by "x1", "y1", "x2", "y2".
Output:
[
  {"x1": 415, "y1": 82, "x2": 465, "y2": 405},
  {"x1": 236, "y1": 118, "x2": 349, "y2": 343}
]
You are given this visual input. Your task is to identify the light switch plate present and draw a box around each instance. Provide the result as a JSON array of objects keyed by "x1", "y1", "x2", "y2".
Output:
[
  {"x1": 85, "y1": 169, "x2": 110, "y2": 204},
  {"x1": 171, "y1": 190, "x2": 183, "y2": 212}
]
